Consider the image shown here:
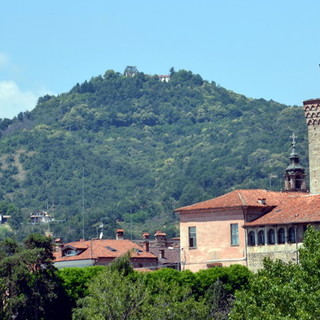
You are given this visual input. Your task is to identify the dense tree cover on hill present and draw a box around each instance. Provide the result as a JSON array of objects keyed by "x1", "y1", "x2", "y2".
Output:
[{"x1": 0, "y1": 68, "x2": 307, "y2": 240}]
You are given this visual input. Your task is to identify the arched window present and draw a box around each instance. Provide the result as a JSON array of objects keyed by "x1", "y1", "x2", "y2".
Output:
[
  {"x1": 295, "y1": 176, "x2": 302, "y2": 189},
  {"x1": 288, "y1": 227, "x2": 296, "y2": 243},
  {"x1": 248, "y1": 231, "x2": 255, "y2": 246},
  {"x1": 258, "y1": 230, "x2": 265, "y2": 245},
  {"x1": 278, "y1": 228, "x2": 285, "y2": 244},
  {"x1": 268, "y1": 229, "x2": 275, "y2": 245}
]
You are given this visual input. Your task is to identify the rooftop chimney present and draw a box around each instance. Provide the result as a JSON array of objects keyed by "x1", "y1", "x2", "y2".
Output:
[
  {"x1": 159, "y1": 249, "x2": 165, "y2": 259},
  {"x1": 116, "y1": 229, "x2": 124, "y2": 240},
  {"x1": 142, "y1": 232, "x2": 150, "y2": 239},
  {"x1": 142, "y1": 232, "x2": 150, "y2": 252},
  {"x1": 154, "y1": 231, "x2": 167, "y2": 247}
]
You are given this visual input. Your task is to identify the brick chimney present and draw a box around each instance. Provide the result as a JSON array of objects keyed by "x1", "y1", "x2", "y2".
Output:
[
  {"x1": 154, "y1": 231, "x2": 167, "y2": 247},
  {"x1": 142, "y1": 232, "x2": 150, "y2": 252},
  {"x1": 54, "y1": 238, "x2": 63, "y2": 251},
  {"x1": 159, "y1": 249, "x2": 165, "y2": 259},
  {"x1": 116, "y1": 229, "x2": 124, "y2": 240}
]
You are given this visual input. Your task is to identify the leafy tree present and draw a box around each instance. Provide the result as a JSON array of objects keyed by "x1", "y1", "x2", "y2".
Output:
[
  {"x1": 124, "y1": 66, "x2": 139, "y2": 77},
  {"x1": 73, "y1": 255, "x2": 148, "y2": 320},
  {"x1": 0, "y1": 234, "x2": 71, "y2": 320},
  {"x1": 195, "y1": 264, "x2": 251, "y2": 297},
  {"x1": 205, "y1": 280, "x2": 234, "y2": 320},
  {"x1": 58, "y1": 266, "x2": 106, "y2": 307},
  {"x1": 230, "y1": 227, "x2": 320, "y2": 320},
  {"x1": 74, "y1": 255, "x2": 209, "y2": 320},
  {"x1": 141, "y1": 282, "x2": 208, "y2": 320}
]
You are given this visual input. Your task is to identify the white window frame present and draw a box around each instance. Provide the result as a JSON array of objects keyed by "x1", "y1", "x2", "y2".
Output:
[{"x1": 231, "y1": 223, "x2": 239, "y2": 246}]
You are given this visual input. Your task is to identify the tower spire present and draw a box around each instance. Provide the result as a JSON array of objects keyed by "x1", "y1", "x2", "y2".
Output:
[
  {"x1": 284, "y1": 133, "x2": 307, "y2": 192},
  {"x1": 290, "y1": 132, "x2": 296, "y2": 156}
]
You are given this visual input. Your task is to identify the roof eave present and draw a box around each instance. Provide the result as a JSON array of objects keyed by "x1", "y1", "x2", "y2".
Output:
[
  {"x1": 177, "y1": 204, "x2": 276, "y2": 214},
  {"x1": 176, "y1": 205, "x2": 247, "y2": 214},
  {"x1": 244, "y1": 220, "x2": 320, "y2": 228}
]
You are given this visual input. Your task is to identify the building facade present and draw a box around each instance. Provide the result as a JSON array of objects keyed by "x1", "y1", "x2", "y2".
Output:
[{"x1": 177, "y1": 189, "x2": 318, "y2": 272}]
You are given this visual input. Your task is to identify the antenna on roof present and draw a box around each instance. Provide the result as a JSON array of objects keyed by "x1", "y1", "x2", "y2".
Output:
[
  {"x1": 82, "y1": 165, "x2": 85, "y2": 240},
  {"x1": 268, "y1": 173, "x2": 278, "y2": 190},
  {"x1": 99, "y1": 223, "x2": 104, "y2": 239}
]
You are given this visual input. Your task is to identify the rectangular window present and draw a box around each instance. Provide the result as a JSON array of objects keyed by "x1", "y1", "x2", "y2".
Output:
[
  {"x1": 188, "y1": 226, "x2": 197, "y2": 248},
  {"x1": 231, "y1": 224, "x2": 239, "y2": 246}
]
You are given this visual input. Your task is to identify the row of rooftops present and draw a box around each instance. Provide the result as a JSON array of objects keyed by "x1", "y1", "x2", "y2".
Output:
[
  {"x1": 54, "y1": 238, "x2": 156, "y2": 262},
  {"x1": 54, "y1": 229, "x2": 180, "y2": 269}
]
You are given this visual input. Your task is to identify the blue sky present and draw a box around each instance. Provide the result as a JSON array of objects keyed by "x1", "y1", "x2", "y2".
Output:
[{"x1": 1, "y1": 0, "x2": 320, "y2": 118}]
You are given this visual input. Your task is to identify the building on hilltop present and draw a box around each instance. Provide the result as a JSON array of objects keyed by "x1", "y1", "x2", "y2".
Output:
[
  {"x1": 0, "y1": 214, "x2": 11, "y2": 224},
  {"x1": 30, "y1": 211, "x2": 52, "y2": 224},
  {"x1": 158, "y1": 75, "x2": 170, "y2": 82},
  {"x1": 176, "y1": 99, "x2": 320, "y2": 272}
]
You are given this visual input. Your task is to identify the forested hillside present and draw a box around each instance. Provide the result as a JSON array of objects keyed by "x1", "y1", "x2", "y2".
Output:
[{"x1": 0, "y1": 68, "x2": 308, "y2": 241}]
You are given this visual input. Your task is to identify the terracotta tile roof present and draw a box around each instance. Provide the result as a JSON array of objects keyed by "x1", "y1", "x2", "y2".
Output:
[
  {"x1": 175, "y1": 189, "x2": 305, "y2": 213},
  {"x1": 54, "y1": 239, "x2": 157, "y2": 262},
  {"x1": 245, "y1": 193, "x2": 320, "y2": 226}
]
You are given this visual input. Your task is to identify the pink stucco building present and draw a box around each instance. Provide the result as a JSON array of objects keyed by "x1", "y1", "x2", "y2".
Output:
[
  {"x1": 176, "y1": 189, "x2": 318, "y2": 272},
  {"x1": 176, "y1": 122, "x2": 320, "y2": 272}
]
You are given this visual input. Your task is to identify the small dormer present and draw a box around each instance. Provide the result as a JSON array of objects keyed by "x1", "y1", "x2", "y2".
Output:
[{"x1": 61, "y1": 245, "x2": 84, "y2": 257}]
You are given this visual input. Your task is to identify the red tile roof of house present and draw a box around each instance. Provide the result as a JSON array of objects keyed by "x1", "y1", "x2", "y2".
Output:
[
  {"x1": 175, "y1": 189, "x2": 306, "y2": 213},
  {"x1": 245, "y1": 193, "x2": 320, "y2": 226},
  {"x1": 176, "y1": 188, "x2": 320, "y2": 227},
  {"x1": 54, "y1": 239, "x2": 157, "y2": 262}
]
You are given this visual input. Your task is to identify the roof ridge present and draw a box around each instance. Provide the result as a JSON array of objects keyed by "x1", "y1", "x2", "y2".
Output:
[{"x1": 237, "y1": 190, "x2": 247, "y2": 205}]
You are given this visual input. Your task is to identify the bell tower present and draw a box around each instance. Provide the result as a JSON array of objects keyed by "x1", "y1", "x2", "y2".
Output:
[
  {"x1": 303, "y1": 99, "x2": 320, "y2": 194},
  {"x1": 284, "y1": 133, "x2": 307, "y2": 192}
]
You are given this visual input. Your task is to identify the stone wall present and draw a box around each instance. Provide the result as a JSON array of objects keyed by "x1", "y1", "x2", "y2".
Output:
[{"x1": 247, "y1": 243, "x2": 302, "y2": 272}]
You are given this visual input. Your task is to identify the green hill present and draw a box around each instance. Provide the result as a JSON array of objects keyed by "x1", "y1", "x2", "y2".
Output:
[{"x1": 0, "y1": 68, "x2": 307, "y2": 241}]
